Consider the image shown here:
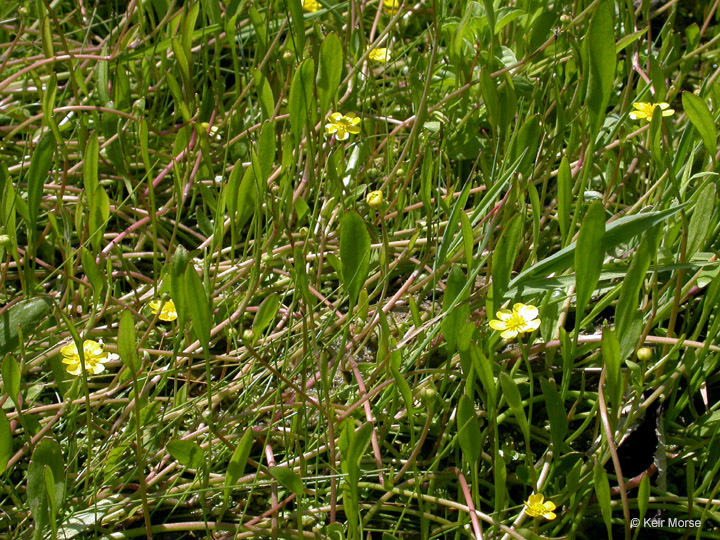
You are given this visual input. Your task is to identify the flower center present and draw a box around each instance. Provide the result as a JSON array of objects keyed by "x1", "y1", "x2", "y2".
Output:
[{"x1": 504, "y1": 314, "x2": 526, "y2": 332}]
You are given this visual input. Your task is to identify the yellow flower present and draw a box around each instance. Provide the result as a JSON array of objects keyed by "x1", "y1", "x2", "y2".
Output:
[
  {"x1": 302, "y1": 0, "x2": 320, "y2": 11},
  {"x1": 366, "y1": 190, "x2": 383, "y2": 208},
  {"x1": 325, "y1": 112, "x2": 361, "y2": 141},
  {"x1": 369, "y1": 48, "x2": 391, "y2": 63},
  {"x1": 149, "y1": 299, "x2": 178, "y2": 322},
  {"x1": 629, "y1": 102, "x2": 674, "y2": 122},
  {"x1": 60, "y1": 339, "x2": 118, "y2": 376},
  {"x1": 524, "y1": 493, "x2": 556, "y2": 520},
  {"x1": 489, "y1": 303, "x2": 540, "y2": 339},
  {"x1": 383, "y1": 0, "x2": 400, "y2": 14}
]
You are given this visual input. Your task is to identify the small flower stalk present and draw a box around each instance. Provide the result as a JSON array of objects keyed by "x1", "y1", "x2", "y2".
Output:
[{"x1": 489, "y1": 303, "x2": 540, "y2": 340}]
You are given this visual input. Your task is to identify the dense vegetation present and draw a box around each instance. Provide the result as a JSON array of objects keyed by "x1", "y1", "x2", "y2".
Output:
[{"x1": 1, "y1": 0, "x2": 720, "y2": 538}]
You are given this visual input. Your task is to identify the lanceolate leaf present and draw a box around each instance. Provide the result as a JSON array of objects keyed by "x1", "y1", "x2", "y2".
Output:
[
  {"x1": 339, "y1": 211, "x2": 371, "y2": 308},
  {"x1": 586, "y1": 1, "x2": 616, "y2": 135},
  {"x1": 575, "y1": 201, "x2": 606, "y2": 321},
  {"x1": 682, "y1": 92, "x2": 717, "y2": 159},
  {"x1": 317, "y1": 33, "x2": 343, "y2": 115}
]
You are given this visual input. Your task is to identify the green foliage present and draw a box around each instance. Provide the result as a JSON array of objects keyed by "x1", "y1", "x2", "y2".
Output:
[{"x1": 2, "y1": 0, "x2": 720, "y2": 538}]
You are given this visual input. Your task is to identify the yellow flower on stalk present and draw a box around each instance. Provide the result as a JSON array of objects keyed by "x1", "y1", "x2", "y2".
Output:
[
  {"x1": 149, "y1": 299, "x2": 178, "y2": 322},
  {"x1": 325, "y1": 112, "x2": 361, "y2": 140},
  {"x1": 524, "y1": 493, "x2": 556, "y2": 520},
  {"x1": 489, "y1": 303, "x2": 540, "y2": 339},
  {"x1": 302, "y1": 0, "x2": 320, "y2": 11},
  {"x1": 61, "y1": 339, "x2": 118, "y2": 376},
  {"x1": 629, "y1": 102, "x2": 674, "y2": 122},
  {"x1": 383, "y1": 0, "x2": 400, "y2": 14},
  {"x1": 366, "y1": 190, "x2": 383, "y2": 208},
  {"x1": 369, "y1": 48, "x2": 391, "y2": 63}
]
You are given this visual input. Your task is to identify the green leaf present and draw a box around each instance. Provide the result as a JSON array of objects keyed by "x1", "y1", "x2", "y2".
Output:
[
  {"x1": 268, "y1": 467, "x2": 304, "y2": 496},
  {"x1": 82, "y1": 133, "x2": 99, "y2": 197},
  {"x1": 492, "y1": 213, "x2": 523, "y2": 302},
  {"x1": 257, "y1": 121, "x2": 276, "y2": 182},
  {"x1": 286, "y1": 0, "x2": 305, "y2": 58},
  {"x1": 442, "y1": 267, "x2": 469, "y2": 357},
  {"x1": 235, "y1": 165, "x2": 258, "y2": 232},
  {"x1": 601, "y1": 326, "x2": 622, "y2": 413},
  {"x1": 499, "y1": 372, "x2": 529, "y2": 440},
  {"x1": 390, "y1": 366, "x2": 415, "y2": 414},
  {"x1": 637, "y1": 473, "x2": 650, "y2": 524},
  {"x1": 317, "y1": 33, "x2": 343, "y2": 115},
  {"x1": 615, "y1": 227, "x2": 658, "y2": 358},
  {"x1": 539, "y1": 378, "x2": 567, "y2": 452},
  {"x1": 510, "y1": 115, "x2": 540, "y2": 176},
  {"x1": 435, "y1": 182, "x2": 472, "y2": 271},
  {"x1": 457, "y1": 394, "x2": 482, "y2": 464},
  {"x1": 170, "y1": 245, "x2": 189, "y2": 326},
  {"x1": 470, "y1": 344, "x2": 496, "y2": 417},
  {"x1": 167, "y1": 440, "x2": 204, "y2": 469},
  {"x1": 0, "y1": 298, "x2": 53, "y2": 356},
  {"x1": 89, "y1": 185, "x2": 109, "y2": 252},
  {"x1": 2, "y1": 355, "x2": 21, "y2": 409},
  {"x1": 0, "y1": 409, "x2": 11, "y2": 473},
  {"x1": 508, "y1": 204, "x2": 687, "y2": 293},
  {"x1": 615, "y1": 28, "x2": 647, "y2": 53},
  {"x1": 184, "y1": 265, "x2": 211, "y2": 353},
  {"x1": 253, "y1": 293, "x2": 280, "y2": 341},
  {"x1": 225, "y1": 429, "x2": 254, "y2": 504},
  {"x1": 585, "y1": 1, "x2": 616, "y2": 135},
  {"x1": 339, "y1": 211, "x2": 371, "y2": 309},
  {"x1": 288, "y1": 58, "x2": 315, "y2": 144},
  {"x1": 118, "y1": 311, "x2": 138, "y2": 374},
  {"x1": 686, "y1": 183, "x2": 716, "y2": 258},
  {"x1": 27, "y1": 133, "x2": 56, "y2": 238},
  {"x1": 682, "y1": 92, "x2": 717, "y2": 159},
  {"x1": 557, "y1": 159, "x2": 572, "y2": 245},
  {"x1": 27, "y1": 438, "x2": 64, "y2": 540},
  {"x1": 575, "y1": 201, "x2": 606, "y2": 320},
  {"x1": 81, "y1": 248, "x2": 104, "y2": 305},
  {"x1": 593, "y1": 461, "x2": 613, "y2": 539}
]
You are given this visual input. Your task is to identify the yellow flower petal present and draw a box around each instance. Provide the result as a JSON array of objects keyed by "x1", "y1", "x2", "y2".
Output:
[{"x1": 489, "y1": 319, "x2": 507, "y2": 331}]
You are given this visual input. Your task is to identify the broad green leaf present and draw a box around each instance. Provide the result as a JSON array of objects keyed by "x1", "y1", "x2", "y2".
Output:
[
  {"x1": 442, "y1": 267, "x2": 469, "y2": 357},
  {"x1": 253, "y1": 71, "x2": 275, "y2": 121},
  {"x1": 225, "y1": 429, "x2": 254, "y2": 504},
  {"x1": 575, "y1": 201, "x2": 606, "y2": 320},
  {"x1": 170, "y1": 245, "x2": 189, "y2": 326},
  {"x1": 268, "y1": 467, "x2": 304, "y2": 496},
  {"x1": 470, "y1": 344, "x2": 496, "y2": 417},
  {"x1": 615, "y1": 28, "x2": 647, "y2": 53},
  {"x1": 492, "y1": 213, "x2": 523, "y2": 302},
  {"x1": 339, "y1": 211, "x2": 371, "y2": 308},
  {"x1": 253, "y1": 293, "x2": 280, "y2": 341},
  {"x1": 286, "y1": 0, "x2": 305, "y2": 58},
  {"x1": 593, "y1": 461, "x2": 613, "y2": 538},
  {"x1": 601, "y1": 326, "x2": 622, "y2": 413},
  {"x1": 510, "y1": 115, "x2": 540, "y2": 176},
  {"x1": 457, "y1": 394, "x2": 482, "y2": 464},
  {"x1": 317, "y1": 33, "x2": 343, "y2": 115},
  {"x1": 82, "y1": 133, "x2": 99, "y2": 197},
  {"x1": 257, "y1": 121, "x2": 276, "y2": 182},
  {"x1": 586, "y1": 1, "x2": 615, "y2": 135},
  {"x1": 235, "y1": 165, "x2": 258, "y2": 232},
  {"x1": 687, "y1": 183, "x2": 716, "y2": 258},
  {"x1": 226, "y1": 162, "x2": 243, "y2": 217},
  {"x1": 2, "y1": 355, "x2": 21, "y2": 409},
  {"x1": 288, "y1": 59, "x2": 315, "y2": 144},
  {"x1": 683, "y1": 91, "x2": 717, "y2": 159},
  {"x1": 167, "y1": 440, "x2": 204, "y2": 469},
  {"x1": 499, "y1": 372, "x2": 529, "y2": 440},
  {"x1": 480, "y1": 69, "x2": 499, "y2": 132},
  {"x1": 117, "y1": 311, "x2": 138, "y2": 374},
  {"x1": 508, "y1": 204, "x2": 687, "y2": 292},
  {"x1": 27, "y1": 133, "x2": 56, "y2": 238},
  {"x1": 539, "y1": 378, "x2": 567, "y2": 452},
  {"x1": 0, "y1": 298, "x2": 53, "y2": 356},
  {"x1": 638, "y1": 473, "x2": 650, "y2": 524},
  {"x1": 615, "y1": 227, "x2": 658, "y2": 358},
  {"x1": 0, "y1": 410, "x2": 10, "y2": 473},
  {"x1": 44, "y1": 466, "x2": 58, "y2": 538},
  {"x1": 89, "y1": 185, "x2": 109, "y2": 252},
  {"x1": 81, "y1": 248, "x2": 104, "y2": 305},
  {"x1": 184, "y1": 265, "x2": 211, "y2": 353},
  {"x1": 27, "y1": 438, "x2": 64, "y2": 540}
]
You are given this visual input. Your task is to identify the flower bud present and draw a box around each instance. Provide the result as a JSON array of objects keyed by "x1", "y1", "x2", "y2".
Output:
[
  {"x1": 366, "y1": 190, "x2": 383, "y2": 208},
  {"x1": 636, "y1": 347, "x2": 653, "y2": 361}
]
